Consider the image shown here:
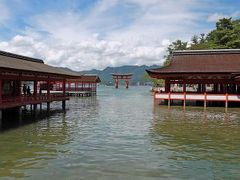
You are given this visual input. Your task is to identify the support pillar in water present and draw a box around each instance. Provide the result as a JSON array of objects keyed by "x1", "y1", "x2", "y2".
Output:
[
  {"x1": 62, "y1": 100, "x2": 66, "y2": 111},
  {"x1": 47, "y1": 102, "x2": 50, "y2": 114},
  {"x1": 18, "y1": 107, "x2": 22, "y2": 124},
  {"x1": 125, "y1": 79, "x2": 129, "y2": 89},
  {"x1": 33, "y1": 104, "x2": 38, "y2": 118},
  {"x1": 40, "y1": 103, "x2": 42, "y2": 113},
  {"x1": 0, "y1": 110, "x2": 2, "y2": 128},
  {"x1": 115, "y1": 79, "x2": 119, "y2": 89}
]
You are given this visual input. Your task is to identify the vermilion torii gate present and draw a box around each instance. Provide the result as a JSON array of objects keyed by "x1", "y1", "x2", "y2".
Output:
[{"x1": 111, "y1": 73, "x2": 133, "y2": 89}]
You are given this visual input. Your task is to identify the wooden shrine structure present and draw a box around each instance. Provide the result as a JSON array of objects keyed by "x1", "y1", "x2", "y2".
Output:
[
  {"x1": 146, "y1": 49, "x2": 240, "y2": 109},
  {"x1": 0, "y1": 50, "x2": 81, "y2": 126},
  {"x1": 111, "y1": 73, "x2": 133, "y2": 89},
  {"x1": 53, "y1": 75, "x2": 101, "y2": 96}
]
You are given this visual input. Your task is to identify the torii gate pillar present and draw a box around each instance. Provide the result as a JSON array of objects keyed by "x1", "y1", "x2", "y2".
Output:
[
  {"x1": 115, "y1": 78, "x2": 119, "y2": 89},
  {"x1": 125, "y1": 79, "x2": 129, "y2": 89}
]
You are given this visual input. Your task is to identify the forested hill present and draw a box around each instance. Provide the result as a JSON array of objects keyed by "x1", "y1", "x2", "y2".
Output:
[{"x1": 80, "y1": 65, "x2": 159, "y2": 85}]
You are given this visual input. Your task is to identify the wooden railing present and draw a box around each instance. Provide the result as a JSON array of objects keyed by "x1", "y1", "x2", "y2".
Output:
[
  {"x1": 0, "y1": 94, "x2": 69, "y2": 109},
  {"x1": 54, "y1": 87, "x2": 96, "y2": 92},
  {"x1": 154, "y1": 92, "x2": 240, "y2": 109},
  {"x1": 154, "y1": 92, "x2": 240, "y2": 102}
]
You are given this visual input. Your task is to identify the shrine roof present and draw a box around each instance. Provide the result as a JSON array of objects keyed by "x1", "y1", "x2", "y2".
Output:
[
  {"x1": 67, "y1": 75, "x2": 101, "y2": 83},
  {"x1": 0, "y1": 50, "x2": 81, "y2": 77},
  {"x1": 146, "y1": 49, "x2": 240, "y2": 76}
]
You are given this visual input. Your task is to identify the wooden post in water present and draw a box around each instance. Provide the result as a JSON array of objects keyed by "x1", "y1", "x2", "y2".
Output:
[
  {"x1": 0, "y1": 79, "x2": 2, "y2": 128},
  {"x1": 18, "y1": 107, "x2": 23, "y2": 124},
  {"x1": 62, "y1": 100, "x2": 66, "y2": 111},
  {"x1": 225, "y1": 93, "x2": 228, "y2": 112},
  {"x1": 30, "y1": 104, "x2": 33, "y2": 114},
  {"x1": 47, "y1": 77, "x2": 51, "y2": 114},
  {"x1": 47, "y1": 102, "x2": 50, "y2": 114},
  {"x1": 183, "y1": 92, "x2": 186, "y2": 110},
  {"x1": 168, "y1": 92, "x2": 171, "y2": 108},
  {"x1": 204, "y1": 92, "x2": 207, "y2": 110},
  {"x1": 183, "y1": 82, "x2": 186, "y2": 110},
  {"x1": 33, "y1": 104, "x2": 37, "y2": 118},
  {"x1": 40, "y1": 103, "x2": 42, "y2": 113},
  {"x1": 0, "y1": 110, "x2": 2, "y2": 129},
  {"x1": 62, "y1": 80, "x2": 66, "y2": 111}
]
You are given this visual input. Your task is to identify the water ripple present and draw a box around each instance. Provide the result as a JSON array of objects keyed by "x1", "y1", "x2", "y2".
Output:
[{"x1": 0, "y1": 87, "x2": 240, "y2": 179}]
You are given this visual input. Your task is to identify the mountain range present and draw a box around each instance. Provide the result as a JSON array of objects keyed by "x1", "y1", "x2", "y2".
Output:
[{"x1": 61, "y1": 65, "x2": 159, "y2": 85}]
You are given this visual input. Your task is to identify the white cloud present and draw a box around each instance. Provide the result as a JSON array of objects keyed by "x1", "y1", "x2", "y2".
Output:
[
  {"x1": 207, "y1": 11, "x2": 240, "y2": 22},
  {"x1": 207, "y1": 13, "x2": 226, "y2": 22},
  {"x1": 0, "y1": 34, "x2": 168, "y2": 71},
  {"x1": 0, "y1": 0, "x2": 213, "y2": 70}
]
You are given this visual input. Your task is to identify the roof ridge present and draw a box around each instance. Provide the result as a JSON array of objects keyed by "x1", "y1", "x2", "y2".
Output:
[
  {"x1": 0, "y1": 50, "x2": 44, "y2": 63},
  {"x1": 173, "y1": 49, "x2": 240, "y2": 56}
]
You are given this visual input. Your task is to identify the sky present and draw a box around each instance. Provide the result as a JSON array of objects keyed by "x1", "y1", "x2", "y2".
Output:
[{"x1": 0, "y1": 0, "x2": 240, "y2": 71}]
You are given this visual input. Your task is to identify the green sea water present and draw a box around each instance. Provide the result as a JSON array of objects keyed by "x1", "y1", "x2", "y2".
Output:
[{"x1": 0, "y1": 86, "x2": 240, "y2": 179}]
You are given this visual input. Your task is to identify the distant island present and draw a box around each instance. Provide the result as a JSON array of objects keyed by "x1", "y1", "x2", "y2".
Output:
[{"x1": 60, "y1": 65, "x2": 159, "y2": 86}]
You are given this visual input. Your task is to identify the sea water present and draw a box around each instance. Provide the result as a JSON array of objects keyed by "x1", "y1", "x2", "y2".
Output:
[{"x1": 0, "y1": 86, "x2": 240, "y2": 179}]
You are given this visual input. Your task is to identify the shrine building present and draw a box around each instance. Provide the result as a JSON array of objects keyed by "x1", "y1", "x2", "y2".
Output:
[
  {"x1": 0, "y1": 50, "x2": 81, "y2": 125},
  {"x1": 54, "y1": 75, "x2": 101, "y2": 96},
  {"x1": 146, "y1": 49, "x2": 240, "y2": 109}
]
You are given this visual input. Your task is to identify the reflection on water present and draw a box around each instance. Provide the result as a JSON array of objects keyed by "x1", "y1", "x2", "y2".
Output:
[
  {"x1": 0, "y1": 114, "x2": 70, "y2": 178},
  {"x1": 0, "y1": 87, "x2": 240, "y2": 179},
  {"x1": 152, "y1": 106, "x2": 240, "y2": 179}
]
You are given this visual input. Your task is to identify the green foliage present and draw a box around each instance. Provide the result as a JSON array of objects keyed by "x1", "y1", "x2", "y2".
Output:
[
  {"x1": 143, "y1": 73, "x2": 164, "y2": 87},
  {"x1": 164, "y1": 40, "x2": 188, "y2": 66},
  {"x1": 205, "y1": 18, "x2": 240, "y2": 49},
  {"x1": 163, "y1": 17, "x2": 240, "y2": 66}
]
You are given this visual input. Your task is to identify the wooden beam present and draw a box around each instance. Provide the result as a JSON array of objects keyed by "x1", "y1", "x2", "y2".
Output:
[{"x1": 0, "y1": 79, "x2": 2, "y2": 106}]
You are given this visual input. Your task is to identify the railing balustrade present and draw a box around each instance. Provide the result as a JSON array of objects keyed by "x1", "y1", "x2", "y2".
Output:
[
  {"x1": 0, "y1": 94, "x2": 68, "y2": 108},
  {"x1": 154, "y1": 92, "x2": 240, "y2": 102}
]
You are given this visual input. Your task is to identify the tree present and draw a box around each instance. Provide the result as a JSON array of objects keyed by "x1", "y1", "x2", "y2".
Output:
[
  {"x1": 207, "y1": 18, "x2": 240, "y2": 49},
  {"x1": 216, "y1": 18, "x2": 233, "y2": 30},
  {"x1": 163, "y1": 40, "x2": 188, "y2": 66},
  {"x1": 143, "y1": 72, "x2": 164, "y2": 87},
  {"x1": 199, "y1": 33, "x2": 206, "y2": 44},
  {"x1": 149, "y1": 17, "x2": 240, "y2": 86},
  {"x1": 191, "y1": 35, "x2": 199, "y2": 45}
]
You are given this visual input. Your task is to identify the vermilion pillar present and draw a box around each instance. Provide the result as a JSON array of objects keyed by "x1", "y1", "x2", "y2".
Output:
[
  {"x1": 125, "y1": 79, "x2": 129, "y2": 89},
  {"x1": 115, "y1": 78, "x2": 119, "y2": 89},
  {"x1": 47, "y1": 78, "x2": 51, "y2": 113},
  {"x1": 62, "y1": 79, "x2": 66, "y2": 111}
]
